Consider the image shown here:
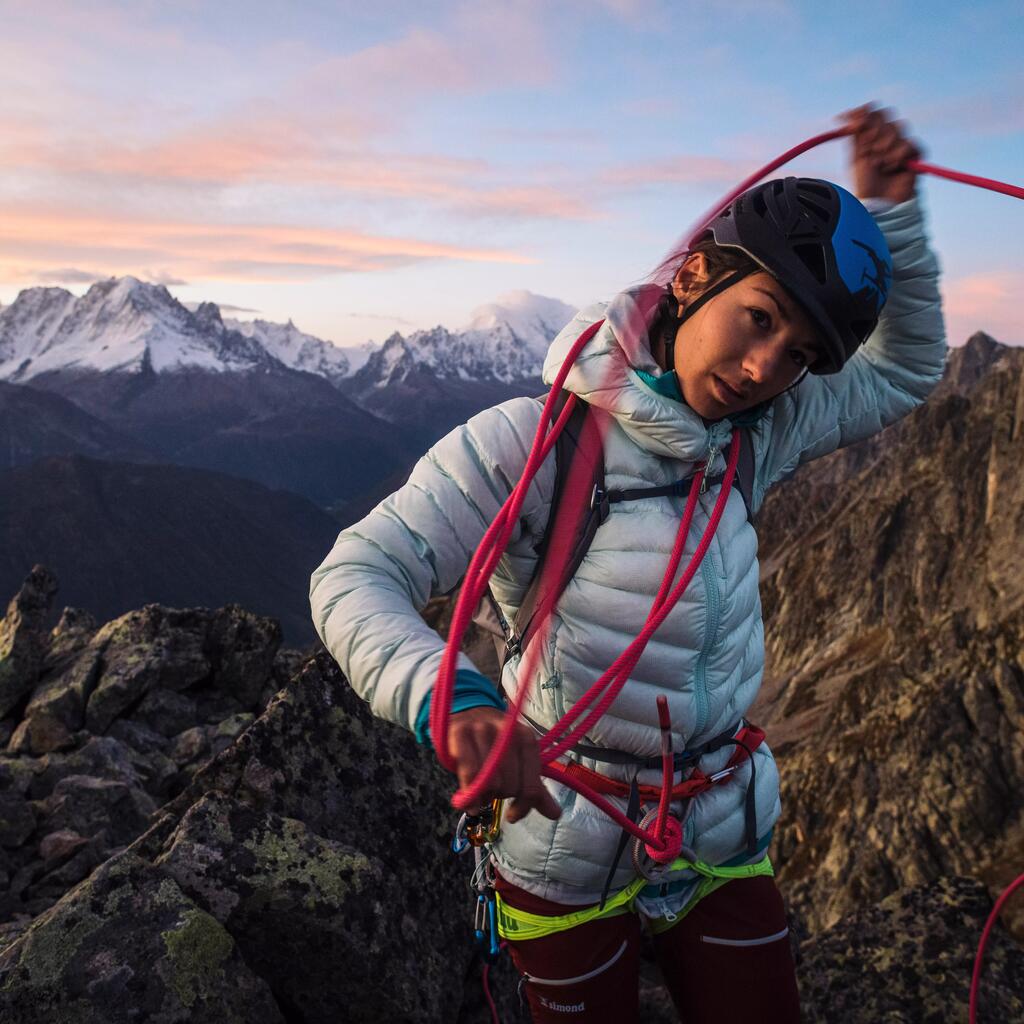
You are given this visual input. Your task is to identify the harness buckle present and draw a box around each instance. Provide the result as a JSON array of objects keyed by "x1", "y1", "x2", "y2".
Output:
[{"x1": 590, "y1": 484, "x2": 610, "y2": 523}]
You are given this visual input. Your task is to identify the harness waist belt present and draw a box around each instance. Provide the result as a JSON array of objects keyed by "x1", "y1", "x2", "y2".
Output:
[{"x1": 519, "y1": 713, "x2": 752, "y2": 771}]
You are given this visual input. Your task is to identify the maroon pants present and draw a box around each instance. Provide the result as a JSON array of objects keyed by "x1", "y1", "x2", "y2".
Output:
[{"x1": 495, "y1": 872, "x2": 800, "y2": 1023}]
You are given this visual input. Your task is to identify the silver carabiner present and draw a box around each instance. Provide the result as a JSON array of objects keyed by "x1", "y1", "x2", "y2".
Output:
[{"x1": 451, "y1": 812, "x2": 470, "y2": 854}]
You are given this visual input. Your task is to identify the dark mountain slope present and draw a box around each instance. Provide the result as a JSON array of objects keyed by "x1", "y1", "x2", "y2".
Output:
[
  {"x1": 0, "y1": 381, "x2": 152, "y2": 471},
  {"x1": 0, "y1": 456, "x2": 342, "y2": 645}
]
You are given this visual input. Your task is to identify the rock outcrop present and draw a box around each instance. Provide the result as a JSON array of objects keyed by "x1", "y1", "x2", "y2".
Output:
[
  {"x1": 0, "y1": 571, "x2": 526, "y2": 1022},
  {"x1": 0, "y1": 570, "x2": 290, "y2": 932},
  {"x1": 752, "y1": 337, "x2": 1024, "y2": 951}
]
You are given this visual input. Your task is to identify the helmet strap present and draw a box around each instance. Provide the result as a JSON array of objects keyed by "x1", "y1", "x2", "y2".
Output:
[{"x1": 661, "y1": 268, "x2": 756, "y2": 372}]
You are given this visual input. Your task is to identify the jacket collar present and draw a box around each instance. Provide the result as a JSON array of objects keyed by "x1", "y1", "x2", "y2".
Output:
[{"x1": 542, "y1": 284, "x2": 748, "y2": 462}]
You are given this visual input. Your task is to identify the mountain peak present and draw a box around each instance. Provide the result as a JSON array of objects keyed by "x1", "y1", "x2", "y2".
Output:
[
  {"x1": 944, "y1": 330, "x2": 1008, "y2": 397},
  {"x1": 194, "y1": 301, "x2": 223, "y2": 325}
]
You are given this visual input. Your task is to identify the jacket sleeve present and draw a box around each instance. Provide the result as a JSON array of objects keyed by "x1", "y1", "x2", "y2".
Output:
[
  {"x1": 753, "y1": 192, "x2": 947, "y2": 503},
  {"x1": 309, "y1": 396, "x2": 552, "y2": 734}
]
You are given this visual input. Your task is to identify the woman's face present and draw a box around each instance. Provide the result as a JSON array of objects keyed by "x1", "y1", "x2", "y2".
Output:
[{"x1": 670, "y1": 254, "x2": 823, "y2": 420}]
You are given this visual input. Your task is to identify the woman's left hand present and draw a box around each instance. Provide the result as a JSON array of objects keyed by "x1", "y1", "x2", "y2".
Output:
[{"x1": 836, "y1": 102, "x2": 924, "y2": 204}]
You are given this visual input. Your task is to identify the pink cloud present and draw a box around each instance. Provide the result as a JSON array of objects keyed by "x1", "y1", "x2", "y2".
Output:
[
  {"x1": 5, "y1": 115, "x2": 601, "y2": 222},
  {"x1": 0, "y1": 206, "x2": 535, "y2": 287},
  {"x1": 294, "y1": 6, "x2": 556, "y2": 108},
  {"x1": 943, "y1": 271, "x2": 1024, "y2": 346}
]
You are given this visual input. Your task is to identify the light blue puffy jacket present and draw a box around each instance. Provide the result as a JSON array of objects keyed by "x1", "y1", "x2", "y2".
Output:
[{"x1": 310, "y1": 194, "x2": 946, "y2": 909}]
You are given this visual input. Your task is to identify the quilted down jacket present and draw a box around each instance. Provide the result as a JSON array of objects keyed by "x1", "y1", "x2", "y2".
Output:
[{"x1": 310, "y1": 194, "x2": 946, "y2": 910}]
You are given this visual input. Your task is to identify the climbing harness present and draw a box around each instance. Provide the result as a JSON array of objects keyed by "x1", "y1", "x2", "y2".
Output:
[{"x1": 434, "y1": 123, "x2": 1024, "y2": 1021}]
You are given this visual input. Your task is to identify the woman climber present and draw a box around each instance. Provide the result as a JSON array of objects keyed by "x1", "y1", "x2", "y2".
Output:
[{"x1": 309, "y1": 103, "x2": 946, "y2": 1022}]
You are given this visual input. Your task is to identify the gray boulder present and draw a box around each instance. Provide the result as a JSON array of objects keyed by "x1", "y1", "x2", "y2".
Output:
[{"x1": 0, "y1": 851, "x2": 285, "y2": 1023}]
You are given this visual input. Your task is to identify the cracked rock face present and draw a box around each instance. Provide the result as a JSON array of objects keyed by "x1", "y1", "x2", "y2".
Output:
[{"x1": 753, "y1": 338, "x2": 1024, "y2": 947}]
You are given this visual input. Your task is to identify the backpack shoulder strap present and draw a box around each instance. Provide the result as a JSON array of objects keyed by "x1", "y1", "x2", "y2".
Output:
[
  {"x1": 503, "y1": 390, "x2": 605, "y2": 668},
  {"x1": 735, "y1": 428, "x2": 757, "y2": 523}
]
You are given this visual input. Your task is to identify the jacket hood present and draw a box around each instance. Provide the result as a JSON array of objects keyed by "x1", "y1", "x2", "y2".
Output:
[{"x1": 542, "y1": 283, "x2": 735, "y2": 463}]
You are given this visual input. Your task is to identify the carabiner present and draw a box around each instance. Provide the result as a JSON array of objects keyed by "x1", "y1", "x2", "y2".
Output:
[{"x1": 452, "y1": 812, "x2": 470, "y2": 854}]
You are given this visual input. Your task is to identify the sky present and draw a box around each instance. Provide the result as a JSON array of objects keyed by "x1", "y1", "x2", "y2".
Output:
[{"x1": 0, "y1": 0, "x2": 1021, "y2": 348}]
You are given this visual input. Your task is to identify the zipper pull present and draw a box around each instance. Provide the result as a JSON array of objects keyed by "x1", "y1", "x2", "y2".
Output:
[{"x1": 700, "y1": 445, "x2": 718, "y2": 494}]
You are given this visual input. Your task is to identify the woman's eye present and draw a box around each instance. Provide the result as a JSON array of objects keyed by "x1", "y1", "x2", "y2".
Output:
[{"x1": 750, "y1": 308, "x2": 770, "y2": 329}]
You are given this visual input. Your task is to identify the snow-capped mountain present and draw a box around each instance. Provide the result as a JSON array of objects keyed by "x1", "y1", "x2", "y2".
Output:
[
  {"x1": 352, "y1": 291, "x2": 577, "y2": 389},
  {"x1": 0, "y1": 278, "x2": 277, "y2": 381},
  {"x1": 0, "y1": 278, "x2": 575, "y2": 390},
  {"x1": 465, "y1": 290, "x2": 577, "y2": 359},
  {"x1": 224, "y1": 316, "x2": 360, "y2": 389}
]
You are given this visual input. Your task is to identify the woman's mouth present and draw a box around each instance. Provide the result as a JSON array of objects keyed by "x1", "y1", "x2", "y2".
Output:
[{"x1": 712, "y1": 375, "x2": 747, "y2": 404}]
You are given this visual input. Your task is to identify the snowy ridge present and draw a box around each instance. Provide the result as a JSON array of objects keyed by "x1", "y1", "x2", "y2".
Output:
[
  {"x1": 0, "y1": 277, "x2": 576, "y2": 388},
  {"x1": 356, "y1": 291, "x2": 576, "y2": 387},
  {"x1": 225, "y1": 316, "x2": 357, "y2": 388}
]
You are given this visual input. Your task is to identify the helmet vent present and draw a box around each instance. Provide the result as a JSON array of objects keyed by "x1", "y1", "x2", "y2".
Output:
[
  {"x1": 793, "y1": 243, "x2": 827, "y2": 285},
  {"x1": 798, "y1": 196, "x2": 831, "y2": 223}
]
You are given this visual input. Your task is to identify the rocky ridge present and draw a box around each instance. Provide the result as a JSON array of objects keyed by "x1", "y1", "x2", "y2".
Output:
[{"x1": 0, "y1": 568, "x2": 527, "y2": 1022}]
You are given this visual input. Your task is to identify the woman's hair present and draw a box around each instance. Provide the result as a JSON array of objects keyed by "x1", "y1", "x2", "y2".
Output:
[{"x1": 651, "y1": 231, "x2": 762, "y2": 292}]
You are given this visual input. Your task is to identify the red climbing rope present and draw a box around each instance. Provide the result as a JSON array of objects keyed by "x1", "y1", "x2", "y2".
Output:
[
  {"x1": 909, "y1": 160, "x2": 1024, "y2": 201},
  {"x1": 969, "y1": 873, "x2": 1024, "y2": 1022},
  {"x1": 433, "y1": 121, "x2": 1024, "y2": 1010}
]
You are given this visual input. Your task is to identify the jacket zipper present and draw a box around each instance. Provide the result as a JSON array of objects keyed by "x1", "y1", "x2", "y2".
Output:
[
  {"x1": 699, "y1": 443, "x2": 719, "y2": 494},
  {"x1": 692, "y1": 546, "x2": 720, "y2": 740},
  {"x1": 690, "y1": 437, "x2": 722, "y2": 738}
]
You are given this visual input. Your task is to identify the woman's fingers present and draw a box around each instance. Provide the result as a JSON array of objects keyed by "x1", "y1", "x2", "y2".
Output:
[
  {"x1": 838, "y1": 101, "x2": 919, "y2": 203},
  {"x1": 504, "y1": 726, "x2": 562, "y2": 823},
  {"x1": 449, "y1": 706, "x2": 559, "y2": 821},
  {"x1": 453, "y1": 729, "x2": 484, "y2": 793}
]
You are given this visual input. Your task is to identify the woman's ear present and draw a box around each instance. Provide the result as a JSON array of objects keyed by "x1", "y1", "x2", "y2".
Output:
[{"x1": 672, "y1": 252, "x2": 710, "y2": 308}]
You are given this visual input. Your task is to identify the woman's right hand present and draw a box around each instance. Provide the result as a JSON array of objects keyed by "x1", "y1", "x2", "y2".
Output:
[{"x1": 449, "y1": 706, "x2": 562, "y2": 823}]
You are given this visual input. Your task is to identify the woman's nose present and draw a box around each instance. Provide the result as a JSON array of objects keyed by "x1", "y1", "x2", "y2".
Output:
[{"x1": 742, "y1": 343, "x2": 780, "y2": 385}]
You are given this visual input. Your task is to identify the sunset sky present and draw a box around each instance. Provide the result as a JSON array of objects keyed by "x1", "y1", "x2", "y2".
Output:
[{"x1": 1, "y1": 0, "x2": 1021, "y2": 347}]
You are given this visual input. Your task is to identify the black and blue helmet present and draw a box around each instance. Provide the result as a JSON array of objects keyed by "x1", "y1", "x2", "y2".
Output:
[{"x1": 705, "y1": 176, "x2": 892, "y2": 374}]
